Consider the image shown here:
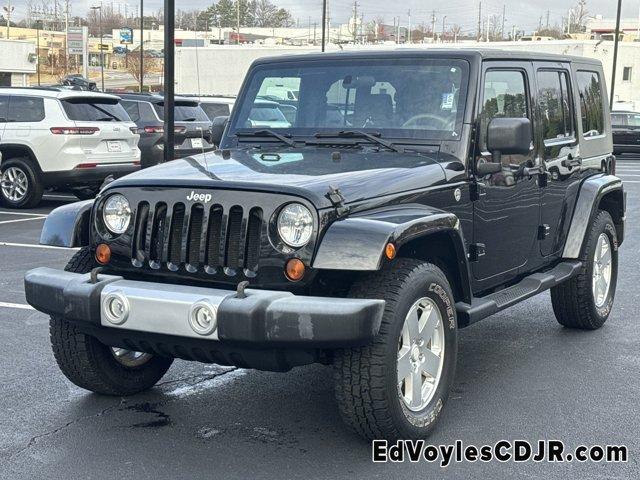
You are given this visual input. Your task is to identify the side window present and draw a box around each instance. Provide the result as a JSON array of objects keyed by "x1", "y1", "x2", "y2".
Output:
[
  {"x1": 122, "y1": 101, "x2": 141, "y2": 122},
  {"x1": 7, "y1": 96, "x2": 45, "y2": 122},
  {"x1": 536, "y1": 70, "x2": 574, "y2": 142},
  {"x1": 0, "y1": 95, "x2": 8, "y2": 122},
  {"x1": 480, "y1": 69, "x2": 529, "y2": 152},
  {"x1": 576, "y1": 70, "x2": 605, "y2": 138},
  {"x1": 611, "y1": 113, "x2": 627, "y2": 127}
]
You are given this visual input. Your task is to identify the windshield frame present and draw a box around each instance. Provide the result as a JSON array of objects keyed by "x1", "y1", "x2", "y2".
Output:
[{"x1": 226, "y1": 57, "x2": 470, "y2": 145}]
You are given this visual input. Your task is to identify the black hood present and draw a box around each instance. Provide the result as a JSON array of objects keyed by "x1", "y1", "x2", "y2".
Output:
[{"x1": 107, "y1": 147, "x2": 448, "y2": 209}]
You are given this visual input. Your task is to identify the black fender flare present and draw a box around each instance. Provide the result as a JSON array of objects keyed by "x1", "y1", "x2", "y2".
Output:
[
  {"x1": 40, "y1": 200, "x2": 94, "y2": 248},
  {"x1": 312, "y1": 204, "x2": 472, "y2": 302},
  {"x1": 563, "y1": 174, "x2": 625, "y2": 258}
]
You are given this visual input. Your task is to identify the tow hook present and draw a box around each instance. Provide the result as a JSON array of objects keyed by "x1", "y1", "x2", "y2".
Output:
[{"x1": 236, "y1": 280, "x2": 250, "y2": 299}]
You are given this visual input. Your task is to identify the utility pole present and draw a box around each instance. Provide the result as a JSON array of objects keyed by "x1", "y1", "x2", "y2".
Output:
[
  {"x1": 350, "y1": 1, "x2": 358, "y2": 44},
  {"x1": 3, "y1": 1, "x2": 14, "y2": 39},
  {"x1": 611, "y1": 0, "x2": 623, "y2": 108},
  {"x1": 236, "y1": 0, "x2": 240, "y2": 44},
  {"x1": 407, "y1": 9, "x2": 411, "y2": 44},
  {"x1": 546, "y1": 9, "x2": 550, "y2": 29},
  {"x1": 63, "y1": 0, "x2": 69, "y2": 76},
  {"x1": 501, "y1": 5, "x2": 505, "y2": 40},
  {"x1": 321, "y1": 0, "x2": 327, "y2": 51},
  {"x1": 431, "y1": 10, "x2": 436, "y2": 41},
  {"x1": 140, "y1": 0, "x2": 144, "y2": 92},
  {"x1": 91, "y1": 4, "x2": 104, "y2": 91},
  {"x1": 36, "y1": 20, "x2": 41, "y2": 85},
  {"x1": 441, "y1": 16, "x2": 447, "y2": 43},
  {"x1": 477, "y1": 2, "x2": 482, "y2": 42}
]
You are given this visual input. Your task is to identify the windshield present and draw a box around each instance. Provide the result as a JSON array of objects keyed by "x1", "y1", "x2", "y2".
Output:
[
  {"x1": 229, "y1": 58, "x2": 469, "y2": 141},
  {"x1": 612, "y1": 113, "x2": 640, "y2": 127},
  {"x1": 154, "y1": 104, "x2": 210, "y2": 122}
]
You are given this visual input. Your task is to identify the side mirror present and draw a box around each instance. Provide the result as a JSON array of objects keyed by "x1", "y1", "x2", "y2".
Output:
[
  {"x1": 211, "y1": 116, "x2": 229, "y2": 147},
  {"x1": 487, "y1": 117, "x2": 532, "y2": 160}
]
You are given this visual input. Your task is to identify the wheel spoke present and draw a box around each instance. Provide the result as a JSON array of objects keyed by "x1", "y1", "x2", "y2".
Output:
[
  {"x1": 410, "y1": 370, "x2": 423, "y2": 407},
  {"x1": 420, "y1": 305, "x2": 439, "y2": 341},
  {"x1": 421, "y1": 349, "x2": 441, "y2": 378},
  {"x1": 405, "y1": 308, "x2": 419, "y2": 341},
  {"x1": 600, "y1": 246, "x2": 611, "y2": 268},
  {"x1": 397, "y1": 347, "x2": 412, "y2": 382}
]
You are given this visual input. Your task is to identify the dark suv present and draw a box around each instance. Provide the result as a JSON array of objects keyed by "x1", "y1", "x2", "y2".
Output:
[
  {"x1": 119, "y1": 93, "x2": 214, "y2": 167},
  {"x1": 25, "y1": 50, "x2": 624, "y2": 441},
  {"x1": 611, "y1": 110, "x2": 640, "y2": 155}
]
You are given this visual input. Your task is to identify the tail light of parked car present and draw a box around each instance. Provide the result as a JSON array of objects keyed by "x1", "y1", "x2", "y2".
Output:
[
  {"x1": 143, "y1": 126, "x2": 187, "y2": 134},
  {"x1": 50, "y1": 126, "x2": 100, "y2": 135}
]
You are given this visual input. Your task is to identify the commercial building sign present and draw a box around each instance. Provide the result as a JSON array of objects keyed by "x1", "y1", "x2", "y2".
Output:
[
  {"x1": 67, "y1": 27, "x2": 84, "y2": 55},
  {"x1": 120, "y1": 27, "x2": 134, "y2": 45}
]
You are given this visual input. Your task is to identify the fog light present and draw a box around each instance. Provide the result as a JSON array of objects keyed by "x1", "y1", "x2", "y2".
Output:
[
  {"x1": 189, "y1": 301, "x2": 218, "y2": 336},
  {"x1": 284, "y1": 258, "x2": 305, "y2": 282},
  {"x1": 103, "y1": 292, "x2": 129, "y2": 325},
  {"x1": 96, "y1": 243, "x2": 111, "y2": 264}
]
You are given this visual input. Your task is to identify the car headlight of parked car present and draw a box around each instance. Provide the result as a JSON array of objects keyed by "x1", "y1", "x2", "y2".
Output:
[
  {"x1": 277, "y1": 203, "x2": 314, "y2": 248},
  {"x1": 102, "y1": 194, "x2": 131, "y2": 234}
]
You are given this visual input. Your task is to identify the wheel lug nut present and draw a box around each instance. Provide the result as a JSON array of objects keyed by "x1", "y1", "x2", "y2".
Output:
[{"x1": 419, "y1": 353, "x2": 425, "y2": 363}]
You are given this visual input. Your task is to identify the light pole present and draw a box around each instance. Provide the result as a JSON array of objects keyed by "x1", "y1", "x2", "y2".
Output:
[
  {"x1": 140, "y1": 0, "x2": 144, "y2": 92},
  {"x1": 164, "y1": 0, "x2": 175, "y2": 163},
  {"x1": 321, "y1": 0, "x2": 327, "y2": 51},
  {"x1": 610, "y1": 0, "x2": 623, "y2": 109},
  {"x1": 441, "y1": 16, "x2": 447, "y2": 43},
  {"x1": 91, "y1": 4, "x2": 105, "y2": 91}
]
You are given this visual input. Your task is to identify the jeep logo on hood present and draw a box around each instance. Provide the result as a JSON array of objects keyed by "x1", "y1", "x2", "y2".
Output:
[{"x1": 186, "y1": 191, "x2": 212, "y2": 203}]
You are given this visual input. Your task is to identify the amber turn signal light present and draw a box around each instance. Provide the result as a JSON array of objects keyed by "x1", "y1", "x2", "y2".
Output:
[
  {"x1": 285, "y1": 258, "x2": 305, "y2": 282},
  {"x1": 385, "y1": 242, "x2": 397, "y2": 260},
  {"x1": 95, "y1": 244, "x2": 111, "y2": 265}
]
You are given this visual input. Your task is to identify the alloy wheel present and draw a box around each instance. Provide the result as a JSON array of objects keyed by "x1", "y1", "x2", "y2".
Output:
[{"x1": 1, "y1": 167, "x2": 29, "y2": 202}]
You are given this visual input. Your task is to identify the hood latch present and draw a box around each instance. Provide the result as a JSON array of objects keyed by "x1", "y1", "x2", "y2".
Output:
[{"x1": 325, "y1": 185, "x2": 350, "y2": 218}]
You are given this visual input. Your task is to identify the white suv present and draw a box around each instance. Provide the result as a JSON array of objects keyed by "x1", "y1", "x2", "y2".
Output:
[{"x1": 0, "y1": 88, "x2": 141, "y2": 208}]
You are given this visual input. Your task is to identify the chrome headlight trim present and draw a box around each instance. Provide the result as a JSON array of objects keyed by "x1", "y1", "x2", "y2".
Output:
[
  {"x1": 277, "y1": 203, "x2": 314, "y2": 248},
  {"x1": 102, "y1": 193, "x2": 132, "y2": 235}
]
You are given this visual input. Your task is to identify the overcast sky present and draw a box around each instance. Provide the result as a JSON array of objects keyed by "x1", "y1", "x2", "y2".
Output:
[{"x1": 9, "y1": 0, "x2": 638, "y2": 34}]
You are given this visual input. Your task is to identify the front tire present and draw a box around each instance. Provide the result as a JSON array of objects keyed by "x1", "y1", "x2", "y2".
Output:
[
  {"x1": 334, "y1": 259, "x2": 458, "y2": 440},
  {"x1": 50, "y1": 248, "x2": 173, "y2": 395},
  {"x1": 0, "y1": 158, "x2": 44, "y2": 208},
  {"x1": 551, "y1": 210, "x2": 618, "y2": 329}
]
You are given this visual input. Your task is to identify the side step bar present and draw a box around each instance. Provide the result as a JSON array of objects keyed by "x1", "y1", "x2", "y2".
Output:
[{"x1": 455, "y1": 261, "x2": 583, "y2": 327}]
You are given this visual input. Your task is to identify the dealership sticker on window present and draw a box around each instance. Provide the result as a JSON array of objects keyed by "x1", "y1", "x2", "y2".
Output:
[{"x1": 441, "y1": 93, "x2": 454, "y2": 110}]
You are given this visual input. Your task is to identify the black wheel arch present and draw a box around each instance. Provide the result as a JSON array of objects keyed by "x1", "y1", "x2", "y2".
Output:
[{"x1": 0, "y1": 144, "x2": 42, "y2": 173}]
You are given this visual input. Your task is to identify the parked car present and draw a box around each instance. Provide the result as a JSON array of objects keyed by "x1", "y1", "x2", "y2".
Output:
[
  {"x1": 0, "y1": 87, "x2": 140, "y2": 208},
  {"x1": 61, "y1": 75, "x2": 98, "y2": 91},
  {"x1": 26, "y1": 50, "x2": 624, "y2": 441},
  {"x1": 188, "y1": 95, "x2": 236, "y2": 121},
  {"x1": 118, "y1": 93, "x2": 214, "y2": 167},
  {"x1": 611, "y1": 110, "x2": 640, "y2": 155}
]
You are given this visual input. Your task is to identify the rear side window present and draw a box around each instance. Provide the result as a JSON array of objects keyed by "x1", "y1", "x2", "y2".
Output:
[
  {"x1": 62, "y1": 99, "x2": 130, "y2": 122},
  {"x1": 154, "y1": 104, "x2": 210, "y2": 122},
  {"x1": 576, "y1": 71, "x2": 605, "y2": 137},
  {"x1": 536, "y1": 70, "x2": 574, "y2": 141},
  {"x1": 200, "y1": 102, "x2": 230, "y2": 120},
  {"x1": 122, "y1": 101, "x2": 141, "y2": 122},
  {"x1": 8, "y1": 96, "x2": 45, "y2": 122}
]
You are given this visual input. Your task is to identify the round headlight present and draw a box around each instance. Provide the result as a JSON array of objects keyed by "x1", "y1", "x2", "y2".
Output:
[
  {"x1": 102, "y1": 194, "x2": 131, "y2": 234},
  {"x1": 277, "y1": 203, "x2": 314, "y2": 248}
]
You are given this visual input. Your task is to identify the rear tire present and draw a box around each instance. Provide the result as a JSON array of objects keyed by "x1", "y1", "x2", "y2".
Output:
[
  {"x1": 0, "y1": 158, "x2": 44, "y2": 208},
  {"x1": 551, "y1": 210, "x2": 618, "y2": 329},
  {"x1": 334, "y1": 259, "x2": 458, "y2": 440},
  {"x1": 50, "y1": 247, "x2": 173, "y2": 395}
]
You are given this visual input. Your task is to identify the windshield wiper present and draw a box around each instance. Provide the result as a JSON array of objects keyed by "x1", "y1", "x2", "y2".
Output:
[
  {"x1": 236, "y1": 129, "x2": 296, "y2": 147},
  {"x1": 314, "y1": 130, "x2": 404, "y2": 153}
]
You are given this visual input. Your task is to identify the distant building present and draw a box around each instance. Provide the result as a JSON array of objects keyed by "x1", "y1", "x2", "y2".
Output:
[
  {"x1": 0, "y1": 38, "x2": 37, "y2": 86},
  {"x1": 586, "y1": 17, "x2": 640, "y2": 42}
]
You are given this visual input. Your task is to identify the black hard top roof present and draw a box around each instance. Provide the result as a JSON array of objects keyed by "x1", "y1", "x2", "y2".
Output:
[
  {"x1": 117, "y1": 92, "x2": 198, "y2": 106},
  {"x1": 251, "y1": 48, "x2": 602, "y2": 67}
]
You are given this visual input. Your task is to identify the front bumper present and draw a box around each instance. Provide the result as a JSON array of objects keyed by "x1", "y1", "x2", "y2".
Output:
[{"x1": 24, "y1": 267, "x2": 384, "y2": 348}]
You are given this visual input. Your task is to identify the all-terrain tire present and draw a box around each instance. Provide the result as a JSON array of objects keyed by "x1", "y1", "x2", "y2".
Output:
[
  {"x1": 334, "y1": 258, "x2": 458, "y2": 441},
  {"x1": 551, "y1": 210, "x2": 618, "y2": 329},
  {"x1": 0, "y1": 157, "x2": 44, "y2": 209},
  {"x1": 50, "y1": 247, "x2": 173, "y2": 395}
]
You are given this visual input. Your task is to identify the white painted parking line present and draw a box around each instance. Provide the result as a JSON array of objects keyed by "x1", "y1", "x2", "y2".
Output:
[
  {"x1": 0, "y1": 211, "x2": 47, "y2": 217},
  {"x1": 0, "y1": 217, "x2": 47, "y2": 225},
  {"x1": 0, "y1": 242, "x2": 79, "y2": 251},
  {"x1": 0, "y1": 302, "x2": 34, "y2": 310}
]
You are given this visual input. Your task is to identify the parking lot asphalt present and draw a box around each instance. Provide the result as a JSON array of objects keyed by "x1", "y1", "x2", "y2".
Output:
[{"x1": 1, "y1": 164, "x2": 640, "y2": 479}]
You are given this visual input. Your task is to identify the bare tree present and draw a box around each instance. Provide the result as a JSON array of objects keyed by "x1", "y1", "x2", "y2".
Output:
[
  {"x1": 569, "y1": 0, "x2": 588, "y2": 33},
  {"x1": 126, "y1": 53, "x2": 158, "y2": 89}
]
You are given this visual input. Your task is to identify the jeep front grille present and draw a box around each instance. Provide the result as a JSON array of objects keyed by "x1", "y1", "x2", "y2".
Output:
[{"x1": 131, "y1": 200, "x2": 263, "y2": 275}]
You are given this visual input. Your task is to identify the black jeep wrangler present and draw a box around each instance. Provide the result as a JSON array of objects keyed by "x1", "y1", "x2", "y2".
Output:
[{"x1": 25, "y1": 50, "x2": 625, "y2": 441}]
